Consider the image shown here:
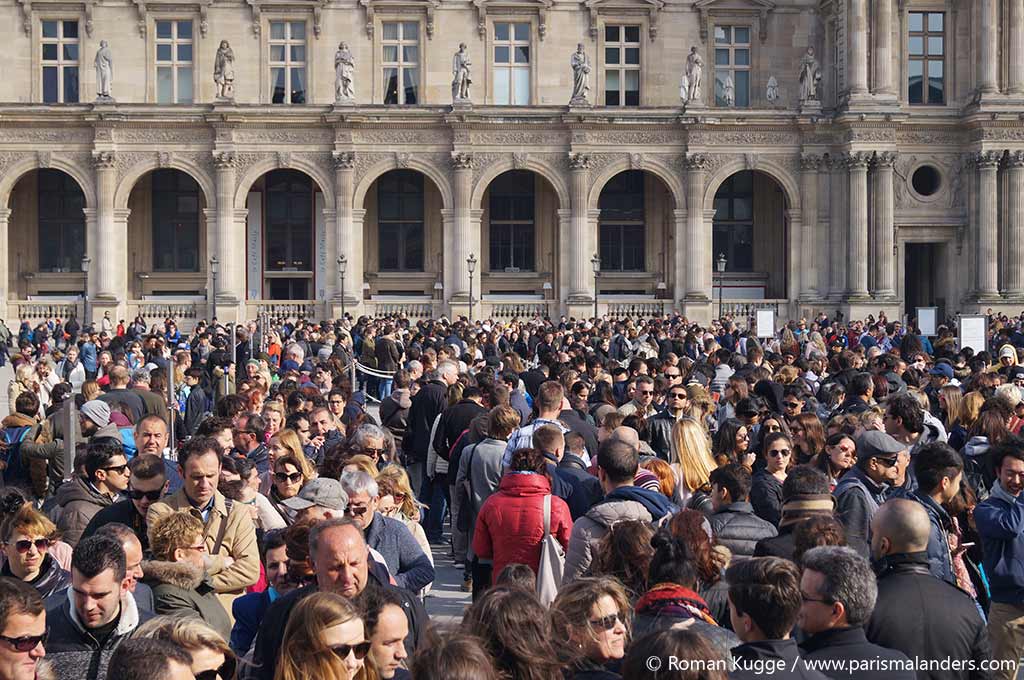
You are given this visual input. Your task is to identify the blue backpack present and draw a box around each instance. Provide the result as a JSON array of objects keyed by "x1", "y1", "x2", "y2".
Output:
[
  {"x1": 1, "y1": 426, "x2": 32, "y2": 487},
  {"x1": 118, "y1": 427, "x2": 138, "y2": 459}
]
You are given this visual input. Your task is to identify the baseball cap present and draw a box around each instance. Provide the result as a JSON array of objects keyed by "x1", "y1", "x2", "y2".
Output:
[
  {"x1": 281, "y1": 478, "x2": 348, "y2": 512},
  {"x1": 929, "y1": 363, "x2": 954, "y2": 380},
  {"x1": 855, "y1": 430, "x2": 906, "y2": 463}
]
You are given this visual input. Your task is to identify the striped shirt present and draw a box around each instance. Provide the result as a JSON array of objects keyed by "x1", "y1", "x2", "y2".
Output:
[{"x1": 501, "y1": 418, "x2": 570, "y2": 467}]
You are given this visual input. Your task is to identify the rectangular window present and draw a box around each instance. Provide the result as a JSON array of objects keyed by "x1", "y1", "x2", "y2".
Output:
[
  {"x1": 714, "y1": 25, "x2": 750, "y2": 107},
  {"x1": 711, "y1": 171, "x2": 755, "y2": 272},
  {"x1": 152, "y1": 170, "x2": 200, "y2": 271},
  {"x1": 493, "y1": 22, "x2": 530, "y2": 105},
  {"x1": 908, "y1": 11, "x2": 944, "y2": 105},
  {"x1": 269, "y1": 21, "x2": 306, "y2": 104},
  {"x1": 378, "y1": 171, "x2": 425, "y2": 270},
  {"x1": 383, "y1": 21, "x2": 419, "y2": 105},
  {"x1": 604, "y1": 25, "x2": 640, "y2": 106},
  {"x1": 41, "y1": 20, "x2": 79, "y2": 103},
  {"x1": 489, "y1": 171, "x2": 535, "y2": 271},
  {"x1": 37, "y1": 169, "x2": 85, "y2": 272},
  {"x1": 155, "y1": 20, "x2": 193, "y2": 104}
]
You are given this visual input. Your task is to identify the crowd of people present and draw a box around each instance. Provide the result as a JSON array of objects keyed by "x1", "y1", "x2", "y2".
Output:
[{"x1": 0, "y1": 308, "x2": 1022, "y2": 680}]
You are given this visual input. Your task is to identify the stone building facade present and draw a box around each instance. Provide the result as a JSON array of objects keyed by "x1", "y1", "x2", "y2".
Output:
[{"x1": 1, "y1": 0, "x2": 1022, "y2": 327}]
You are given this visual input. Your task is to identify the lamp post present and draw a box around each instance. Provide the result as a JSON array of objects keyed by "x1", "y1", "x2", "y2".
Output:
[
  {"x1": 80, "y1": 254, "x2": 91, "y2": 327},
  {"x1": 209, "y1": 256, "x2": 219, "y2": 322},
  {"x1": 466, "y1": 253, "x2": 477, "y2": 322},
  {"x1": 336, "y1": 254, "x2": 348, "y2": 321},
  {"x1": 591, "y1": 253, "x2": 601, "y2": 320},
  {"x1": 716, "y1": 252, "x2": 727, "y2": 321}
]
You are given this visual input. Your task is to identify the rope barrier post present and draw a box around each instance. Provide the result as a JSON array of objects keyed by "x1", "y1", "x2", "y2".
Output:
[
  {"x1": 230, "y1": 322, "x2": 238, "y2": 395},
  {"x1": 167, "y1": 360, "x2": 176, "y2": 459}
]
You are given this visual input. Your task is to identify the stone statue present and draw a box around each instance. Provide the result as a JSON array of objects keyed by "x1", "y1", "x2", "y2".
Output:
[
  {"x1": 452, "y1": 43, "x2": 472, "y2": 102},
  {"x1": 570, "y1": 43, "x2": 591, "y2": 105},
  {"x1": 799, "y1": 47, "x2": 822, "y2": 103},
  {"x1": 723, "y1": 75, "x2": 735, "y2": 106},
  {"x1": 214, "y1": 40, "x2": 235, "y2": 100},
  {"x1": 335, "y1": 42, "x2": 355, "y2": 102},
  {"x1": 94, "y1": 40, "x2": 113, "y2": 100},
  {"x1": 679, "y1": 72, "x2": 689, "y2": 103},
  {"x1": 767, "y1": 76, "x2": 780, "y2": 104},
  {"x1": 685, "y1": 47, "x2": 703, "y2": 102}
]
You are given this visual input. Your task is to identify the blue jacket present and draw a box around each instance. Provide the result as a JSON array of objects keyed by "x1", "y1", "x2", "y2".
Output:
[
  {"x1": 834, "y1": 466, "x2": 888, "y2": 546},
  {"x1": 80, "y1": 342, "x2": 97, "y2": 372},
  {"x1": 231, "y1": 588, "x2": 273, "y2": 655},
  {"x1": 364, "y1": 512, "x2": 435, "y2": 593},
  {"x1": 974, "y1": 482, "x2": 1024, "y2": 604},
  {"x1": 909, "y1": 490, "x2": 957, "y2": 588}
]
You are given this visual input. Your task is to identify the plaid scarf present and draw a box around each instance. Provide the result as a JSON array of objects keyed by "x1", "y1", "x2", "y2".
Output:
[
  {"x1": 778, "y1": 493, "x2": 836, "y2": 529},
  {"x1": 634, "y1": 583, "x2": 718, "y2": 626}
]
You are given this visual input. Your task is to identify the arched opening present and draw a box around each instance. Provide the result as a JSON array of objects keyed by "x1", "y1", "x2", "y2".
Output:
[
  {"x1": 8, "y1": 169, "x2": 87, "y2": 299},
  {"x1": 595, "y1": 170, "x2": 675, "y2": 296},
  {"x1": 364, "y1": 169, "x2": 443, "y2": 298},
  {"x1": 481, "y1": 170, "x2": 560, "y2": 299},
  {"x1": 127, "y1": 168, "x2": 207, "y2": 297},
  {"x1": 711, "y1": 170, "x2": 788, "y2": 300},
  {"x1": 261, "y1": 170, "x2": 318, "y2": 300}
]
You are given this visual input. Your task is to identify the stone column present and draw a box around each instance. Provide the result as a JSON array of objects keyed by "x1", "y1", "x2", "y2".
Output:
[
  {"x1": 672, "y1": 208, "x2": 687, "y2": 303},
  {"x1": 848, "y1": 0, "x2": 870, "y2": 97},
  {"x1": 1011, "y1": 0, "x2": 1024, "y2": 96},
  {"x1": 332, "y1": 152, "x2": 361, "y2": 306},
  {"x1": 845, "y1": 152, "x2": 871, "y2": 298},
  {"x1": 828, "y1": 156, "x2": 847, "y2": 298},
  {"x1": 213, "y1": 151, "x2": 243, "y2": 311},
  {"x1": 683, "y1": 153, "x2": 711, "y2": 300},
  {"x1": 568, "y1": 153, "x2": 593, "y2": 302},
  {"x1": 975, "y1": 151, "x2": 1002, "y2": 298},
  {"x1": 873, "y1": 0, "x2": 895, "y2": 95},
  {"x1": 1006, "y1": 151, "x2": 1024, "y2": 297},
  {"x1": 92, "y1": 151, "x2": 119, "y2": 301},
  {"x1": 979, "y1": 0, "x2": 1000, "y2": 96},
  {"x1": 872, "y1": 152, "x2": 897, "y2": 298},
  {"x1": 0, "y1": 208, "x2": 9, "y2": 322},
  {"x1": 448, "y1": 153, "x2": 478, "y2": 305},
  {"x1": 799, "y1": 154, "x2": 821, "y2": 299}
]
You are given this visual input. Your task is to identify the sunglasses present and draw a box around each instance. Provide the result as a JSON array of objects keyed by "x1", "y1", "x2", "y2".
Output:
[
  {"x1": 363, "y1": 447, "x2": 386, "y2": 458},
  {"x1": 783, "y1": 402, "x2": 801, "y2": 408},
  {"x1": 638, "y1": 390, "x2": 654, "y2": 396},
  {"x1": 767, "y1": 448, "x2": 791, "y2": 457},
  {"x1": 874, "y1": 456, "x2": 899, "y2": 468},
  {"x1": 589, "y1": 613, "x2": 623, "y2": 631},
  {"x1": 127, "y1": 488, "x2": 162, "y2": 502},
  {"x1": 275, "y1": 472, "x2": 303, "y2": 484},
  {"x1": 668, "y1": 393, "x2": 688, "y2": 400},
  {"x1": 101, "y1": 464, "x2": 130, "y2": 475},
  {"x1": 347, "y1": 505, "x2": 369, "y2": 517},
  {"x1": 331, "y1": 641, "x2": 371, "y2": 660},
  {"x1": 0, "y1": 630, "x2": 47, "y2": 652},
  {"x1": 7, "y1": 539, "x2": 51, "y2": 554},
  {"x1": 195, "y1": 657, "x2": 237, "y2": 680}
]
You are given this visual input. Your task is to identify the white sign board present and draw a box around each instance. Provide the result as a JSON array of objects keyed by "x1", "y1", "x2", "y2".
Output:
[
  {"x1": 959, "y1": 315, "x2": 988, "y2": 354},
  {"x1": 917, "y1": 307, "x2": 938, "y2": 337},
  {"x1": 755, "y1": 309, "x2": 775, "y2": 338}
]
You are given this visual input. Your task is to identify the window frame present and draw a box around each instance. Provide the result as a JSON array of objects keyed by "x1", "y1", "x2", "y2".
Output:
[
  {"x1": 377, "y1": 171, "x2": 425, "y2": 272},
  {"x1": 711, "y1": 171, "x2": 755, "y2": 273},
  {"x1": 267, "y1": 19, "x2": 308, "y2": 104},
  {"x1": 490, "y1": 20, "x2": 532, "y2": 105},
  {"x1": 40, "y1": 18, "x2": 80, "y2": 104},
  {"x1": 37, "y1": 169, "x2": 86, "y2": 273},
  {"x1": 601, "y1": 23, "x2": 642, "y2": 107},
  {"x1": 380, "y1": 19, "x2": 421, "y2": 105},
  {"x1": 907, "y1": 10, "x2": 946, "y2": 106},
  {"x1": 487, "y1": 171, "x2": 536, "y2": 272},
  {"x1": 154, "y1": 19, "x2": 194, "y2": 104},
  {"x1": 264, "y1": 170, "x2": 315, "y2": 273},
  {"x1": 598, "y1": 171, "x2": 646, "y2": 272},
  {"x1": 713, "y1": 24, "x2": 752, "y2": 108},
  {"x1": 151, "y1": 169, "x2": 201, "y2": 273}
]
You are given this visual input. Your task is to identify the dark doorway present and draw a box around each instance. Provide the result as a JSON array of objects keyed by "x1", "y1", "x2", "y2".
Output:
[
  {"x1": 904, "y1": 242, "x2": 945, "y2": 323},
  {"x1": 264, "y1": 169, "x2": 314, "y2": 300}
]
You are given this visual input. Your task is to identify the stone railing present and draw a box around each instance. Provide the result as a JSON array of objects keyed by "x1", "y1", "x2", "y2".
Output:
[
  {"x1": 720, "y1": 299, "x2": 787, "y2": 320},
  {"x1": 133, "y1": 301, "x2": 200, "y2": 323},
  {"x1": 606, "y1": 300, "x2": 671, "y2": 318},
  {"x1": 487, "y1": 301, "x2": 550, "y2": 320},
  {"x1": 254, "y1": 301, "x2": 320, "y2": 321},
  {"x1": 13, "y1": 301, "x2": 78, "y2": 323},
  {"x1": 368, "y1": 302, "x2": 435, "y2": 319}
]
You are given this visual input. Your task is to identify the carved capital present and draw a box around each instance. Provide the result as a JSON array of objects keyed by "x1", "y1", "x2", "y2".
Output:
[
  {"x1": 333, "y1": 151, "x2": 355, "y2": 170},
  {"x1": 974, "y1": 150, "x2": 1003, "y2": 169},
  {"x1": 276, "y1": 151, "x2": 292, "y2": 169},
  {"x1": 800, "y1": 153, "x2": 823, "y2": 171},
  {"x1": 213, "y1": 151, "x2": 236, "y2": 170},
  {"x1": 91, "y1": 151, "x2": 116, "y2": 169},
  {"x1": 629, "y1": 153, "x2": 644, "y2": 170},
  {"x1": 843, "y1": 151, "x2": 873, "y2": 169},
  {"x1": 451, "y1": 152, "x2": 474, "y2": 170},
  {"x1": 569, "y1": 153, "x2": 590, "y2": 170},
  {"x1": 683, "y1": 153, "x2": 711, "y2": 172},
  {"x1": 37, "y1": 151, "x2": 52, "y2": 169},
  {"x1": 873, "y1": 151, "x2": 898, "y2": 168},
  {"x1": 395, "y1": 152, "x2": 411, "y2": 168},
  {"x1": 1007, "y1": 150, "x2": 1024, "y2": 168}
]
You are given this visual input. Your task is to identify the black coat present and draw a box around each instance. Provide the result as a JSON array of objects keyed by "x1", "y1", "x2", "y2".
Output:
[
  {"x1": 552, "y1": 455, "x2": 603, "y2": 520},
  {"x1": 729, "y1": 639, "x2": 830, "y2": 679},
  {"x1": 750, "y1": 471, "x2": 785, "y2": 527},
  {"x1": 647, "y1": 410, "x2": 677, "y2": 462},
  {"x1": 403, "y1": 380, "x2": 447, "y2": 463},
  {"x1": 558, "y1": 409, "x2": 599, "y2": 460},
  {"x1": 709, "y1": 502, "x2": 778, "y2": 559},
  {"x1": 754, "y1": 521, "x2": 870, "y2": 562},
  {"x1": 433, "y1": 399, "x2": 488, "y2": 462},
  {"x1": 800, "y1": 626, "x2": 915, "y2": 680},
  {"x1": 865, "y1": 553, "x2": 992, "y2": 680},
  {"x1": 81, "y1": 498, "x2": 149, "y2": 552}
]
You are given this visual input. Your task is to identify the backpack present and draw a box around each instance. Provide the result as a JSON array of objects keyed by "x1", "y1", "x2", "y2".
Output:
[
  {"x1": 118, "y1": 427, "x2": 138, "y2": 459},
  {"x1": 1, "y1": 426, "x2": 32, "y2": 487}
]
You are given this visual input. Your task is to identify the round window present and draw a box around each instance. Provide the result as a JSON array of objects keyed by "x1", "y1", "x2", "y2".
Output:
[{"x1": 911, "y1": 166, "x2": 942, "y2": 197}]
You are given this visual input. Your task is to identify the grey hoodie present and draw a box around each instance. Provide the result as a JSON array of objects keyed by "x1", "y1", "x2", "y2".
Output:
[{"x1": 562, "y1": 497, "x2": 653, "y2": 585}]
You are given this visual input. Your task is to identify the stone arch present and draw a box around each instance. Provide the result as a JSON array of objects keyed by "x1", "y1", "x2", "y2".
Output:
[
  {"x1": 234, "y1": 157, "x2": 335, "y2": 211},
  {"x1": 702, "y1": 157, "x2": 799, "y2": 211},
  {"x1": 114, "y1": 157, "x2": 216, "y2": 210},
  {"x1": 587, "y1": 156, "x2": 684, "y2": 211},
  {"x1": 353, "y1": 157, "x2": 454, "y2": 210},
  {"x1": 0, "y1": 155, "x2": 96, "y2": 210},
  {"x1": 471, "y1": 156, "x2": 570, "y2": 209}
]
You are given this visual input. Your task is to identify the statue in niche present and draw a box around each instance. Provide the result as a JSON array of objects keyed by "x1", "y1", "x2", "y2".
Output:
[
  {"x1": 685, "y1": 46, "x2": 703, "y2": 102},
  {"x1": 570, "y1": 43, "x2": 591, "y2": 105},
  {"x1": 94, "y1": 40, "x2": 114, "y2": 100},
  {"x1": 723, "y1": 75, "x2": 735, "y2": 106},
  {"x1": 452, "y1": 43, "x2": 472, "y2": 102},
  {"x1": 767, "y1": 76, "x2": 780, "y2": 104},
  {"x1": 214, "y1": 40, "x2": 235, "y2": 100},
  {"x1": 335, "y1": 42, "x2": 355, "y2": 102},
  {"x1": 799, "y1": 47, "x2": 822, "y2": 103}
]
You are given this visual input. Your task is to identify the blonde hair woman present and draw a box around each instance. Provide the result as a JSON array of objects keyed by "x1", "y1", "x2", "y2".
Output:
[
  {"x1": 260, "y1": 429, "x2": 307, "y2": 496},
  {"x1": 262, "y1": 401, "x2": 286, "y2": 438},
  {"x1": 668, "y1": 416, "x2": 717, "y2": 507},
  {"x1": 275, "y1": 592, "x2": 375, "y2": 680},
  {"x1": 549, "y1": 577, "x2": 631, "y2": 677},
  {"x1": 135, "y1": 615, "x2": 236, "y2": 680}
]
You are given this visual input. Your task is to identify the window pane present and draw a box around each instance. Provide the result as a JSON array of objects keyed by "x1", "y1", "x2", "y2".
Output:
[
  {"x1": 384, "y1": 67, "x2": 398, "y2": 104},
  {"x1": 624, "y1": 47, "x2": 639, "y2": 65},
  {"x1": 514, "y1": 46, "x2": 529, "y2": 63},
  {"x1": 735, "y1": 71, "x2": 749, "y2": 107},
  {"x1": 43, "y1": 43, "x2": 58, "y2": 61},
  {"x1": 178, "y1": 21, "x2": 192, "y2": 39},
  {"x1": 290, "y1": 45, "x2": 305, "y2": 62},
  {"x1": 270, "y1": 21, "x2": 286, "y2": 39},
  {"x1": 157, "y1": 44, "x2": 172, "y2": 61},
  {"x1": 43, "y1": 66, "x2": 58, "y2": 103},
  {"x1": 157, "y1": 66, "x2": 173, "y2": 103},
  {"x1": 290, "y1": 22, "x2": 305, "y2": 39},
  {"x1": 178, "y1": 44, "x2": 193, "y2": 62},
  {"x1": 383, "y1": 45, "x2": 398, "y2": 62},
  {"x1": 290, "y1": 68, "x2": 305, "y2": 103},
  {"x1": 715, "y1": 73, "x2": 728, "y2": 106},
  {"x1": 514, "y1": 23, "x2": 529, "y2": 41},
  {"x1": 715, "y1": 49, "x2": 730, "y2": 66},
  {"x1": 62, "y1": 21, "x2": 77, "y2": 38},
  {"x1": 928, "y1": 13, "x2": 943, "y2": 32},
  {"x1": 513, "y1": 68, "x2": 529, "y2": 105},
  {"x1": 908, "y1": 61, "x2": 923, "y2": 103},
  {"x1": 909, "y1": 12, "x2": 923, "y2": 32},
  {"x1": 271, "y1": 45, "x2": 286, "y2": 62},
  {"x1": 605, "y1": 25, "x2": 619, "y2": 42},
  {"x1": 606, "y1": 47, "x2": 619, "y2": 65},
  {"x1": 734, "y1": 48, "x2": 749, "y2": 66},
  {"x1": 493, "y1": 68, "x2": 510, "y2": 104},
  {"x1": 495, "y1": 45, "x2": 510, "y2": 63},
  {"x1": 156, "y1": 20, "x2": 172, "y2": 38},
  {"x1": 42, "y1": 20, "x2": 58, "y2": 38},
  {"x1": 63, "y1": 44, "x2": 77, "y2": 60},
  {"x1": 734, "y1": 27, "x2": 750, "y2": 43},
  {"x1": 403, "y1": 67, "x2": 418, "y2": 104},
  {"x1": 382, "y1": 22, "x2": 399, "y2": 40},
  {"x1": 624, "y1": 70, "x2": 639, "y2": 94},
  {"x1": 178, "y1": 67, "x2": 193, "y2": 103},
  {"x1": 606, "y1": 70, "x2": 620, "y2": 91},
  {"x1": 909, "y1": 36, "x2": 923, "y2": 55},
  {"x1": 715, "y1": 26, "x2": 729, "y2": 43},
  {"x1": 403, "y1": 45, "x2": 418, "y2": 62},
  {"x1": 495, "y1": 22, "x2": 509, "y2": 41},
  {"x1": 927, "y1": 36, "x2": 943, "y2": 56},
  {"x1": 272, "y1": 67, "x2": 286, "y2": 103},
  {"x1": 403, "y1": 225, "x2": 424, "y2": 270},
  {"x1": 403, "y1": 22, "x2": 418, "y2": 39},
  {"x1": 624, "y1": 26, "x2": 640, "y2": 42},
  {"x1": 63, "y1": 66, "x2": 78, "y2": 102},
  {"x1": 928, "y1": 60, "x2": 944, "y2": 104}
]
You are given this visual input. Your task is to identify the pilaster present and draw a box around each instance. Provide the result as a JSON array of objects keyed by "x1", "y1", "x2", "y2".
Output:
[
  {"x1": 0, "y1": 208, "x2": 10, "y2": 322},
  {"x1": 568, "y1": 153, "x2": 593, "y2": 303},
  {"x1": 844, "y1": 151, "x2": 872, "y2": 299},
  {"x1": 683, "y1": 153, "x2": 711, "y2": 302},
  {"x1": 1004, "y1": 151, "x2": 1024, "y2": 297},
  {"x1": 975, "y1": 150, "x2": 1002, "y2": 299},
  {"x1": 799, "y1": 154, "x2": 822, "y2": 300},
  {"x1": 213, "y1": 151, "x2": 243, "y2": 309},
  {"x1": 333, "y1": 152, "x2": 361, "y2": 305},
  {"x1": 872, "y1": 151, "x2": 897, "y2": 299}
]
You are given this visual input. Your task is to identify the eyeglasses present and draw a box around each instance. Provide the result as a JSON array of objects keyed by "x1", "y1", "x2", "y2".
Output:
[
  {"x1": 101, "y1": 464, "x2": 130, "y2": 475},
  {"x1": 0, "y1": 630, "x2": 47, "y2": 652},
  {"x1": 638, "y1": 390, "x2": 654, "y2": 396},
  {"x1": 588, "y1": 613, "x2": 624, "y2": 631},
  {"x1": 392, "y1": 493, "x2": 407, "y2": 503},
  {"x1": 874, "y1": 456, "x2": 899, "y2": 468},
  {"x1": 331, "y1": 641, "x2": 371, "y2": 661},
  {"x1": 195, "y1": 657, "x2": 237, "y2": 680},
  {"x1": 668, "y1": 392, "x2": 688, "y2": 399},
  {"x1": 363, "y1": 447, "x2": 386, "y2": 458},
  {"x1": 274, "y1": 472, "x2": 303, "y2": 484},
  {"x1": 767, "y1": 448, "x2": 791, "y2": 458},
  {"x1": 127, "y1": 488, "x2": 162, "y2": 502},
  {"x1": 347, "y1": 505, "x2": 369, "y2": 517},
  {"x1": 7, "y1": 539, "x2": 51, "y2": 554}
]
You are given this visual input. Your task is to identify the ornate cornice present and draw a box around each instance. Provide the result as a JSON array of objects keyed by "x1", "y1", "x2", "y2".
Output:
[
  {"x1": 974, "y1": 150, "x2": 1003, "y2": 168},
  {"x1": 873, "y1": 151, "x2": 898, "y2": 168}
]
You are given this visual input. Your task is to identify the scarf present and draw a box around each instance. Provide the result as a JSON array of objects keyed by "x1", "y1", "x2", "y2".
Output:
[
  {"x1": 778, "y1": 493, "x2": 835, "y2": 529},
  {"x1": 634, "y1": 583, "x2": 718, "y2": 626}
]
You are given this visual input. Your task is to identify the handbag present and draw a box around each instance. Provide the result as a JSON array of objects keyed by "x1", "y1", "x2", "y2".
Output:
[{"x1": 536, "y1": 494, "x2": 565, "y2": 607}]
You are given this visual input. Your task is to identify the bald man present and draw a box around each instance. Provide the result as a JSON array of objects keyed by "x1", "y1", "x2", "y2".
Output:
[{"x1": 865, "y1": 499, "x2": 990, "y2": 680}]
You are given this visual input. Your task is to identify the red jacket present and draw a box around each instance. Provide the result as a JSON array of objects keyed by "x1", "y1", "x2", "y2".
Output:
[{"x1": 473, "y1": 472, "x2": 573, "y2": 583}]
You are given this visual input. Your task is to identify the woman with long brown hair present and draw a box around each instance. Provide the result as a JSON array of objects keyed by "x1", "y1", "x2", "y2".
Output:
[
  {"x1": 789, "y1": 412, "x2": 826, "y2": 465},
  {"x1": 275, "y1": 591, "x2": 375, "y2": 680},
  {"x1": 550, "y1": 577, "x2": 632, "y2": 679}
]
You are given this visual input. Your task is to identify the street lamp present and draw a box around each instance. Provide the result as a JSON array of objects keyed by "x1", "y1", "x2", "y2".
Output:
[
  {"x1": 80, "y1": 254, "x2": 91, "y2": 327},
  {"x1": 716, "y1": 252, "x2": 727, "y2": 321},
  {"x1": 336, "y1": 254, "x2": 348, "y2": 321},
  {"x1": 466, "y1": 253, "x2": 477, "y2": 322},
  {"x1": 591, "y1": 253, "x2": 601, "y2": 320},
  {"x1": 209, "y1": 255, "x2": 219, "y2": 322}
]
